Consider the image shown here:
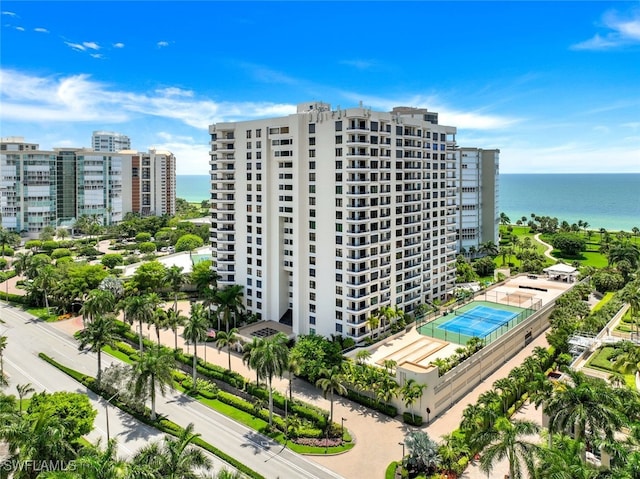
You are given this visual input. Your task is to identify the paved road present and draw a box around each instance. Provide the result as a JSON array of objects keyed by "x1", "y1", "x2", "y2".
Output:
[{"x1": 0, "y1": 304, "x2": 343, "y2": 479}]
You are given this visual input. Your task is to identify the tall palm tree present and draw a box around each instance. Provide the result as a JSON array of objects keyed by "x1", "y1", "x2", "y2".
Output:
[
  {"x1": 164, "y1": 265, "x2": 186, "y2": 313},
  {"x1": 166, "y1": 308, "x2": 187, "y2": 351},
  {"x1": 400, "y1": 378, "x2": 425, "y2": 422},
  {"x1": 132, "y1": 422, "x2": 211, "y2": 479},
  {"x1": 33, "y1": 264, "x2": 58, "y2": 311},
  {"x1": 316, "y1": 366, "x2": 347, "y2": 425},
  {"x1": 72, "y1": 438, "x2": 130, "y2": 479},
  {"x1": 15, "y1": 383, "x2": 35, "y2": 414},
  {"x1": 476, "y1": 417, "x2": 539, "y2": 479},
  {"x1": 215, "y1": 328, "x2": 240, "y2": 372},
  {"x1": 544, "y1": 369, "x2": 625, "y2": 459},
  {"x1": 366, "y1": 314, "x2": 380, "y2": 339},
  {"x1": 241, "y1": 336, "x2": 261, "y2": 386},
  {"x1": 479, "y1": 241, "x2": 499, "y2": 257},
  {"x1": 148, "y1": 307, "x2": 170, "y2": 346},
  {"x1": 183, "y1": 303, "x2": 209, "y2": 386},
  {"x1": 214, "y1": 284, "x2": 244, "y2": 332},
  {"x1": 286, "y1": 355, "x2": 301, "y2": 402},
  {"x1": 131, "y1": 345, "x2": 176, "y2": 421},
  {"x1": 77, "y1": 314, "x2": 119, "y2": 386},
  {"x1": 81, "y1": 289, "x2": 116, "y2": 325},
  {"x1": 253, "y1": 332, "x2": 289, "y2": 426},
  {"x1": 123, "y1": 294, "x2": 156, "y2": 352},
  {"x1": 0, "y1": 410, "x2": 76, "y2": 478}
]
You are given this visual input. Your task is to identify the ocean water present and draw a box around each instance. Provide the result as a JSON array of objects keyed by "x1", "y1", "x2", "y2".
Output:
[
  {"x1": 500, "y1": 174, "x2": 640, "y2": 232},
  {"x1": 176, "y1": 175, "x2": 210, "y2": 203},
  {"x1": 177, "y1": 173, "x2": 640, "y2": 232}
]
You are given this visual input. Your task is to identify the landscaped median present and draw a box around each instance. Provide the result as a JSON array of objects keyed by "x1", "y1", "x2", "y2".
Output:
[
  {"x1": 96, "y1": 322, "x2": 355, "y2": 454},
  {"x1": 39, "y1": 352, "x2": 266, "y2": 479}
]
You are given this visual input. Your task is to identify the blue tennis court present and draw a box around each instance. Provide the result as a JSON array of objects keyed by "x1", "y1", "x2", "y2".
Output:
[{"x1": 437, "y1": 306, "x2": 518, "y2": 337}]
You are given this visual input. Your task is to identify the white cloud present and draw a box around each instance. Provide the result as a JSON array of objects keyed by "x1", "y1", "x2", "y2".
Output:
[
  {"x1": 15, "y1": 26, "x2": 24, "y2": 31},
  {"x1": 90, "y1": 53, "x2": 104, "y2": 59},
  {"x1": 83, "y1": 41, "x2": 100, "y2": 50},
  {"x1": 152, "y1": 133, "x2": 210, "y2": 174},
  {"x1": 339, "y1": 92, "x2": 520, "y2": 130},
  {"x1": 65, "y1": 41, "x2": 86, "y2": 51},
  {"x1": 1, "y1": 11, "x2": 17, "y2": 17},
  {"x1": 571, "y1": 9, "x2": 640, "y2": 50},
  {"x1": 156, "y1": 87, "x2": 194, "y2": 98},
  {"x1": 0, "y1": 68, "x2": 297, "y2": 129},
  {"x1": 113, "y1": 42, "x2": 125, "y2": 48},
  {"x1": 34, "y1": 27, "x2": 49, "y2": 33},
  {"x1": 157, "y1": 41, "x2": 169, "y2": 48}
]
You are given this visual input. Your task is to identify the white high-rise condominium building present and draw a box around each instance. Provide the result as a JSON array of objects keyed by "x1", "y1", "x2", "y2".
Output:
[
  {"x1": 0, "y1": 137, "x2": 123, "y2": 234},
  {"x1": 92, "y1": 131, "x2": 131, "y2": 152},
  {"x1": 209, "y1": 102, "x2": 461, "y2": 341},
  {"x1": 458, "y1": 148, "x2": 500, "y2": 254}
]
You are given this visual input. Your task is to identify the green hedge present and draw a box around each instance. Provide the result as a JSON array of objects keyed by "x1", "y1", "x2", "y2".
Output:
[
  {"x1": 0, "y1": 290, "x2": 28, "y2": 304},
  {"x1": 346, "y1": 389, "x2": 397, "y2": 417},
  {"x1": 38, "y1": 353, "x2": 265, "y2": 479},
  {"x1": 402, "y1": 412, "x2": 423, "y2": 426}
]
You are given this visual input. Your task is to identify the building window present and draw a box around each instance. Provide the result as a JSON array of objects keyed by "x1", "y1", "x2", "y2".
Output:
[
  {"x1": 335, "y1": 121, "x2": 342, "y2": 131},
  {"x1": 309, "y1": 124, "x2": 316, "y2": 134},
  {"x1": 309, "y1": 137, "x2": 316, "y2": 146}
]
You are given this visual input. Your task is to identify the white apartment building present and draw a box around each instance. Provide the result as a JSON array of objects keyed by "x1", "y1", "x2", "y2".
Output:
[
  {"x1": 209, "y1": 102, "x2": 459, "y2": 341},
  {"x1": 120, "y1": 149, "x2": 176, "y2": 217},
  {"x1": 0, "y1": 137, "x2": 164, "y2": 234},
  {"x1": 92, "y1": 131, "x2": 131, "y2": 152},
  {"x1": 458, "y1": 147, "x2": 500, "y2": 254}
]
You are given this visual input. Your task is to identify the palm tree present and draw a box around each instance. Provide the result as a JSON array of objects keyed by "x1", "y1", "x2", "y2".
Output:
[
  {"x1": 544, "y1": 369, "x2": 625, "y2": 459},
  {"x1": 131, "y1": 345, "x2": 176, "y2": 421},
  {"x1": 132, "y1": 422, "x2": 211, "y2": 478},
  {"x1": 400, "y1": 378, "x2": 425, "y2": 422},
  {"x1": 479, "y1": 241, "x2": 499, "y2": 257},
  {"x1": 316, "y1": 366, "x2": 347, "y2": 426},
  {"x1": 81, "y1": 289, "x2": 116, "y2": 325},
  {"x1": 148, "y1": 307, "x2": 169, "y2": 345},
  {"x1": 215, "y1": 328, "x2": 240, "y2": 372},
  {"x1": 493, "y1": 377, "x2": 516, "y2": 414},
  {"x1": 214, "y1": 284, "x2": 244, "y2": 332},
  {"x1": 77, "y1": 314, "x2": 118, "y2": 386},
  {"x1": 286, "y1": 355, "x2": 301, "y2": 402},
  {"x1": 366, "y1": 314, "x2": 380, "y2": 339},
  {"x1": 16, "y1": 383, "x2": 35, "y2": 413},
  {"x1": 500, "y1": 212, "x2": 511, "y2": 226},
  {"x1": 0, "y1": 410, "x2": 76, "y2": 478},
  {"x1": 183, "y1": 303, "x2": 210, "y2": 386},
  {"x1": 253, "y1": 332, "x2": 289, "y2": 426},
  {"x1": 33, "y1": 264, "x2": 57, "y2": 311},
  {"x1": 166, "y1": 308, "x2": 187, "y2": 351},
  {"x1": 123, "y1": 294, "x2": 156, "y2": 351},
  {"x1": 164, "y1": 265, "x2": 186, "y2": 313},
  {"x1": 608, "y1": 243, "x2": 640, "y2": 268},
  {"x1": 476, "y1": 417, "x2": 539, "y2": 479},
  {"x1": 612, "y1": 340, "x2": 640, "y2": 375},
  {"x1": 241, "y1": 336, "x2": 261, "y2": 386},
  {"x1": 72, "y1": 438, "x2": 130, "y2": 479}
]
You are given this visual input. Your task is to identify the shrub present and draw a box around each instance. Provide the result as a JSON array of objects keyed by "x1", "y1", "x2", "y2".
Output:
[
  {"x1": 0, "y1": 258, "x2": 8, "y2": 270},
  {"x1": 101, "y1": 254, "x2": 124, "y2": 269},
  {"x1": 51, "y1": 248, "x2": 72, "y2": 259},
  {"x1": 135, "y1": 232, "x2": 152, "y2": 243},
  {"x1": 403, "y1": 412, "x2": 423, "y2": 426},
  {"x1": 346, "y1": 389, "x2": 397, "y2": 417},
  {"x1": 139, "y1": 242, "x2": 157, "y2": 253}
]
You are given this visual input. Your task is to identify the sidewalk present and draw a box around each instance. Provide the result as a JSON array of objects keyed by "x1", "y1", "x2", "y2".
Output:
[{"x1": 52, "y1": 303, "x2": 549, "y2": 479}]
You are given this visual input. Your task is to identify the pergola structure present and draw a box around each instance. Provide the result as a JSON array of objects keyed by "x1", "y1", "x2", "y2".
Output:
[{"x1": 543, "y1": 263, "x2": 578, "y2": 282}]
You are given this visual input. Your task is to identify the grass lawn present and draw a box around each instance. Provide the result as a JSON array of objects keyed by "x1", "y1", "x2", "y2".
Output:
[
  {"x1": 103, "y1": 343, "x2": 354, "y2": 455},
  {"x1": 24, "y1": 306, "x2": 58, "y2": 322},
  {"x1": 593, "y1": 292, "x2": 615, "y2": 312},
  {"x1": 585, "y1": 346, "x2": 636, "y2": 388}
]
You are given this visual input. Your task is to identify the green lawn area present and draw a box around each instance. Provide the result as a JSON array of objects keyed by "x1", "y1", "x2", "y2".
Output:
[
  {"x1": 23, "y1": 306, "x2": 58, "y2": 322},
  {"x1": 593, "y1": 292, "x2": 615, "y2": 312},
  {"x1": 103, "y1": 343, "x2": 353, "y2": 455},
  {"x1": 585, "y1": 346, "x2": 636, "y2": 388}
]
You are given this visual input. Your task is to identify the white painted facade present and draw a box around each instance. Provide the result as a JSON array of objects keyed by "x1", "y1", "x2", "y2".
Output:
[
  {"x1": 92, "y1": 131, "x2": 131, "y2": 153},
  {"x1": 458, "y1": 147, "x2": 500, "y2": 254},
  {"x1": 209, "y1": 103, "x2": 462, "y2": 341}
]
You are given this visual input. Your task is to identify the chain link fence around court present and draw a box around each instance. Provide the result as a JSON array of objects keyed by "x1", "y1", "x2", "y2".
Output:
[{"x1": 417, "y1": 297, "x2": 541, "y2": 346}]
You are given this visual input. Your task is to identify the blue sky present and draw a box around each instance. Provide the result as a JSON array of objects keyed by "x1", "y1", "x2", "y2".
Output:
[{"x1": 1, "y1": 1, "x2": 639, "y2": 175}]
